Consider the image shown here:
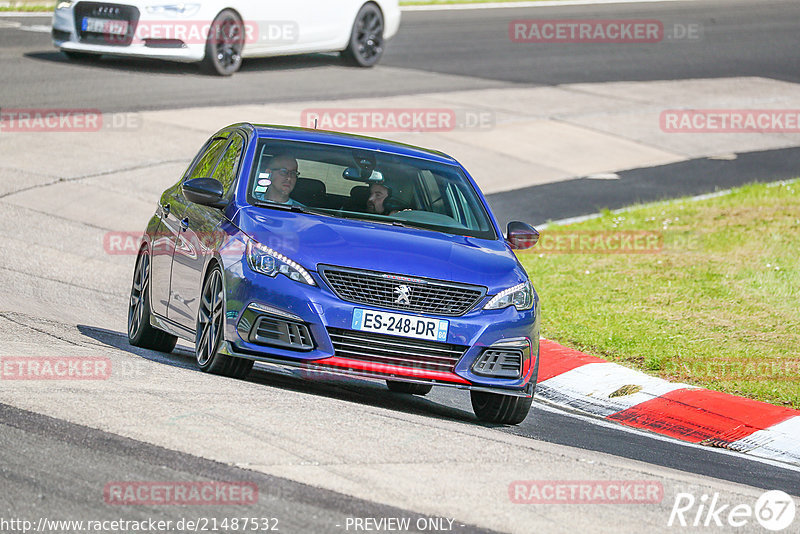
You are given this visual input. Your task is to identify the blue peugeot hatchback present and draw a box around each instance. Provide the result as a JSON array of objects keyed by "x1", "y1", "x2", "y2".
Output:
[{"x1": 128, "y1": 123, "x2": 541, "y2": 424}]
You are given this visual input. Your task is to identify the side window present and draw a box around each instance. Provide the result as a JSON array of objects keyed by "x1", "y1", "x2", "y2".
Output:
[
  {"x1": 212, "y1": 135, "x2": 245, "y2": 197},
  {"x1": 418, "y1": 170, "x2": 446, "y2": 214},
  {"x1": 186, "y1": 137, "x2": 228, "y2": 180}
]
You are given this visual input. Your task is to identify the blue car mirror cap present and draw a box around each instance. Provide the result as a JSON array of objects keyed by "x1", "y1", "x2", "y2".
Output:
[{"x1": 182, "y1": 177, "x2": 228, "y2": 209}]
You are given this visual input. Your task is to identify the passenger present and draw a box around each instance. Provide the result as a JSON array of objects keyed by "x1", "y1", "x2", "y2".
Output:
[{"x1": 366, "y1": 182, "x2": 391, "y2": 214}]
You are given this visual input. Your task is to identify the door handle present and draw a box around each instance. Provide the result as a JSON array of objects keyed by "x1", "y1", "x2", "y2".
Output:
[
  {"x1": 161, "y1": 203, "x2": 170, "y2": 218},
  {"x1": 180, "y1": 217, "x2": 190, "y2": 231}
]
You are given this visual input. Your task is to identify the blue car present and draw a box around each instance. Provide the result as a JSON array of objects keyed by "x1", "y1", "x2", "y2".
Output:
[{"x1": 128, "y1": 123, "x2": 541, "y2": 424}]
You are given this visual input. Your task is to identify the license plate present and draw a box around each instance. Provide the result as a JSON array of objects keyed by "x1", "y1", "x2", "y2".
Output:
[
  {"x1": 82, "y1": 16, "x2": 128, "y2": 35},
  {"x1": 352, "y1": 308, "x2": 448, "y2": 342}
]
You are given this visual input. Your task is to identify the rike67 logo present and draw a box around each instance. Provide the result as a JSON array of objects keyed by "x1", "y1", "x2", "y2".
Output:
[{"x1": 668, "y1": 490, "x2": 796, "y2": 531}]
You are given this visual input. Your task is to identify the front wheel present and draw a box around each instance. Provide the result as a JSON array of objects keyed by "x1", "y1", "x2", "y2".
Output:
[
  {"x1": 200, "y1": 9, "x2": 244, "y2": 76},
  {"x1": 341, "y1": 3, "x2": 385, "y2": 67},
  {"x1": 196, "y1": 266, "x2": 253, "y2": 379},
  {"x1": 470, "y1": 391, "x2": 532, "y2": 425},
  {"x1": 386, "y1": 380, "x2": 433, "y2": 396}
]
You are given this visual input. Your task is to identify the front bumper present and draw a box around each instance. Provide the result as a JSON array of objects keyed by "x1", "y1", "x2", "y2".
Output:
[
  {"x1": 221, "y1": 259, "x2": 540, "y2": 396},
  {"x1": 53, "y1": 5, "x2": 207, "y2": 62}
]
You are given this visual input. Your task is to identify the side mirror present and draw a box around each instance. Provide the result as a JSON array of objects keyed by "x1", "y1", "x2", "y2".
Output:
[
  {"x1": 506, "y1": 221, "x2": 539, "y2": 250},
  {"x1": 182, "y1": 178, "x2": 227, "y2": 209}
]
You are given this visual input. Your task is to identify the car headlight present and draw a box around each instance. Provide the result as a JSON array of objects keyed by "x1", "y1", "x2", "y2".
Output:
[
  {"x1": 56, "y1": 1, "x2": 74, "y2": 9},
  {"x1": 145, "y1": 3, "x2": 201, "y2": 17},
  {"x1": 484, "y1": 280, "x2": 534, "y2": 311},
  {"x1": 246, "y1": 239, "x2": 315, "y2": 286}
]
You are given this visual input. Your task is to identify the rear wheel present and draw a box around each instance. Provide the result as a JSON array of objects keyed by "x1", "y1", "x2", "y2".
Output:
[
  {"x1": 341, "y1": 3, "x2": 384, "y2": 67},
  {"x1": 200, "y1": 9, "x2": 244, "y2": 76},
  {"x1": 470, "y1": 391, "x2": 532, "y2": 425},
  {"x1": 386, "y1": 380, "x2": 433, "y2": 396},
  {"x1": 196, "y1": 265, "x2": 253, "y2": 379},
  {"x1": 128, "y1": 250, "x2": 178, "y2": 352}
]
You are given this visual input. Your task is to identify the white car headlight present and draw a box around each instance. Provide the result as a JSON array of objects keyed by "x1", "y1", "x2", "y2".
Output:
[
  {"x1": 246, "y1": 239, "x2": 315, "y2": 286},
  {"x1": 145, "y1": 3, "x2": 201, "y2": 17},
  {"x1": 484, "y1": 280, "x2": 534, "y2": 311}
]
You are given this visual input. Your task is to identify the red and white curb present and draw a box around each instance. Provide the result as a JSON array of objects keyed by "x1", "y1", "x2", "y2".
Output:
[{"x1": 536, "y1": 340, "x2": 800, "y2": 468}]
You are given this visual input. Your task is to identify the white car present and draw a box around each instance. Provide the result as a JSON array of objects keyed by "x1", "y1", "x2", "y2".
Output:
[{"x1": 51, "y1": 0, "x2": 400, "y2": 75}]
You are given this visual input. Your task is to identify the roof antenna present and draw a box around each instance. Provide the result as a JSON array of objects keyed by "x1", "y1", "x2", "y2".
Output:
[{"x1": 314, "y1": 118, "x2": 318, "y2": 129}]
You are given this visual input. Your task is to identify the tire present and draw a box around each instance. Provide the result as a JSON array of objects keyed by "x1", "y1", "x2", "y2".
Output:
[
  {"x1": 386, "y1": 380, "x2": 433, "y2": 396},
  {"x1": 200, "y1": 9, "x2": 244, "y2": 76},
  {"x1": 341, "y1": 3, "x2": 384, "y2": 67},
  {"x1": 195, "y1": 265, "x2": 253, "y2": 379},
  {"x1": 128, "y1": 250, "x2": 178, "y2": 353},
  {"x1": 63, "y1": 51, "x2": 99, "y2": 61},
  {"x1": 470, "y1": 391, "x2": 533, "y2": 425}
]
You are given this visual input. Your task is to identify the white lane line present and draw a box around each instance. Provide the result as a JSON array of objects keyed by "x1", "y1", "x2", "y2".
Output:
[
  {"x1": 0, "y1": 13, "x2": 52, "y2": 18},
  {"x1": 19, "y1": 24, "x2": 50, "y2": 33},
  {"x1": 533, "y1": 399, "x2": 800, "y2": 474},
  {"x1": 0, "y1": 19, "x2": 50, "y2": 32},
  {"x1": 402, "y1": 0, "x2": 690, "y2": 11}
]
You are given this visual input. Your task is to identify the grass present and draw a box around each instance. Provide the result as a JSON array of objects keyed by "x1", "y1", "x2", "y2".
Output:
[
  {"x1": 518, "y1": 180, "x2": 800, "y2": 409},
  {"x1": 0, "y1": 5, "x2": 53, "y2": 11}
]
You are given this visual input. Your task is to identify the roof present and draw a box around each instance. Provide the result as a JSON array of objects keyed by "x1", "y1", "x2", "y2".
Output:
[{"x1": 246, "y1": 124, "x2": 458, "y2": 165}]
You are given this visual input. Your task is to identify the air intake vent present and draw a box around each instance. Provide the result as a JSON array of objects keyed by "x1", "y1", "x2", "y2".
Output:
[
  {"x1": 471, "y1": 348, "x2": 522, "y2": 378},
  {"x1": 250, "y1": 316, "x2": 313, "y2": 351}
]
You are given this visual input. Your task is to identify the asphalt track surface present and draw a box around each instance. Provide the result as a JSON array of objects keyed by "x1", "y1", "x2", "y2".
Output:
[
  {"x1": 2, "y1": 1, "x2": 800, "y2": 531},
  {"x1": 0, "y1": 0, "x2": 798, "y2": 111}
]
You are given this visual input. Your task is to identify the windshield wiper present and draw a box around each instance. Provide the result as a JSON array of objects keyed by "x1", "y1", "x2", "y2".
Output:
[{"x1": 252, "y1": 201, "x2": 323, "y2": 215}]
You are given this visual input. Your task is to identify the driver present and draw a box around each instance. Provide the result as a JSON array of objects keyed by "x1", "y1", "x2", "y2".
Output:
[{"x1": 255, "y1": 154, "x2": 303, "y2": 206}]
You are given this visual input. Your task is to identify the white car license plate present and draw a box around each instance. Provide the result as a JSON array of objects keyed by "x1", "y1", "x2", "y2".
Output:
[
  {"x1": 352, "y1": 308, "x2": 448, "y2": 342},
  {"x1": 82, "y1": 17, "x2": 128, "y2": 35}
]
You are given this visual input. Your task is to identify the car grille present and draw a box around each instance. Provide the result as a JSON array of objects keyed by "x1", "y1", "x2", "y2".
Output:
[
  {"x1": 74, "y1": 2, "x2": 140, "y2": 46},
  {"x1": 327, "y1": 328, "x2": 468, "y2": 373},
  {"x1": 319, "y1": 266, "x2": 485, "y2": 317}
]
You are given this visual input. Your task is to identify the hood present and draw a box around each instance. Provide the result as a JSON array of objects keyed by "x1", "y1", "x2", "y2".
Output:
[{"x1": 233, "y1": 206, "x2": 526, "y2": 294}]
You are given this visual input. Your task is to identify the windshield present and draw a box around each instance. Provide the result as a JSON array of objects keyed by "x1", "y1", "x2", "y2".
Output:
[{"x1": 246, "y1": 139, "x2": 497, "y2": 240}]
